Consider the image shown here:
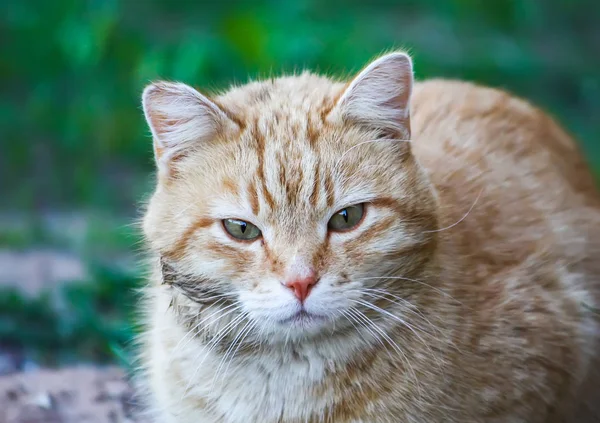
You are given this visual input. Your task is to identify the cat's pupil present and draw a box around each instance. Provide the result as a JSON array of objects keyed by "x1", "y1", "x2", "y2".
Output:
[
  {"x1": 240, "y1": 222, "x2": 247, "y2": 233},
  {"x1": 341, "y1": 209, "x2": 348, "y2": 222}
]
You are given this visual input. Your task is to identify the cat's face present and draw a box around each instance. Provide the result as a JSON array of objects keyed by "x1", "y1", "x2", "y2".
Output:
[{"x1": 142, "y1": 53, "x2": 438, "y2": 342}]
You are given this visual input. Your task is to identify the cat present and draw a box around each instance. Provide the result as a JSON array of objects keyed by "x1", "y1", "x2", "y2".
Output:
[{"x1": 137, "y1": 51, "x2": 600, "y2": 423}]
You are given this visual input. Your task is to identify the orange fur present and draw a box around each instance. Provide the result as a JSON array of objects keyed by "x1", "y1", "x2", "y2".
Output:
[{"x1": 138, "y1": 53, "x2": 600, "y2": 423}]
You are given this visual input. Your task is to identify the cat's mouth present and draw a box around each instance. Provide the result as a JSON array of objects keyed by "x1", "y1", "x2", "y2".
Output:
[{"x1": 279, "y1": 309, "x2": 327, "y2": 325}]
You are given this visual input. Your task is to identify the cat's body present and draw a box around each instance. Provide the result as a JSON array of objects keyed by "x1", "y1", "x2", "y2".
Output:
[{"x1": 138, "y1": 53, "x2": 600, "y2": 423}]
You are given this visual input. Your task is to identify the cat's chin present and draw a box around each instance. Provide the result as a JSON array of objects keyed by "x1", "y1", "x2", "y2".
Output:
[
  {"x1": 279, "y1": 309, "x2": 327, "y2": 325},
  {"x1": 274, "y1": 309, "x2": 333, "y2": 334}
]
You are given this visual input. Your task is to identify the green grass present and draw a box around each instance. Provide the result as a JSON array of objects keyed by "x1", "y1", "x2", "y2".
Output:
[
  {"x1": 0, "y1": 212, "x2": 142, "y2": 254},
  {"x1": 0, "y1": 263, "x2": 141, "y2": 369}
]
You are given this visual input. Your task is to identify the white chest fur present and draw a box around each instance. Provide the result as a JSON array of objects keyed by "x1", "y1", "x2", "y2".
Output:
[{"x1": 145, "y1": 291, "x2": 363, "y2": 423}]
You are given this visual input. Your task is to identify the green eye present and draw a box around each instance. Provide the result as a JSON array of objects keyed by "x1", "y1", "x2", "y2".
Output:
[
  {"x1": 328, "y1": 204, "x2": 365, "y2": 232},
  {"x1": 223, "y1": 219, "x2": 262, "y2": 241}
]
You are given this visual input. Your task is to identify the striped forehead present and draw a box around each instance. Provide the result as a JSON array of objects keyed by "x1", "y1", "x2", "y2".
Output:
[{"x1": 244, "y1": 115, "x2": 337, "y2": 217}]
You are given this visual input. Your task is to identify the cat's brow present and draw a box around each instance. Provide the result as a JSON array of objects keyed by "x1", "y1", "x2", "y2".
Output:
[
  {"x1": 334, "y1": 138, "x2": 411, "y2": 174},
  {"x1": 167, "y1": 216, "x2": 214, "y2": 260},
  {"x1": 247, "y1": 180, "x2": 260, "y2": 215}
]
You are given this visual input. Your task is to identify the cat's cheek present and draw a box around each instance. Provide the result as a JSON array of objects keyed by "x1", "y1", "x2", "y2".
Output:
[
  {"x1": 238, "y1": 279, "x2": 299, "y2": 315},
  {"x1": 198, "y1": 229, "x2": 264, "y2": 272},
  {"x1": 302, "y1": 288, "x2": 350, "y2": 317}
]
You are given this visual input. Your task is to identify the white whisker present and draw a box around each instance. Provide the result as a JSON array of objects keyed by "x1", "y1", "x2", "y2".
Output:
[
  {"x1": 211, "y1": 318, "x2": 255, "y2": 390},
  {"x1": 349, "y1": 307, "x2": 423, "y2": 397},
  {"x1": 351, "y1": 298, "x2": 441, "y2": 369},
  {"x1": 168, "y1": 301, "x2": 243, "y2": 365},
  {"x1": 360, "y1": 290, "x2": 441, "y2": 336},
  {"x1": 217, "y1": 319, "x2": 258, "y2": 389},
  {"x1": 180, "y1": 312, "x2": 249, "y2": 401},
  {"x1": 354, "y1": 275, "x2": 463, "y2": 305},
  {"x1": 424, "y1": 188, "x2": 484, "y2": 233},
  {"x1": 344, "y1": 308, "x2": 394, "y2": 361}
]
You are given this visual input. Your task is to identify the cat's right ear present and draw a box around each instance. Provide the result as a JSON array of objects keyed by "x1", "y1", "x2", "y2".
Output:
[
  {"x1": 330, "y1": 52, "x2": 413, "y2": 140},
  {"x1": 142, "y1": 82, "x2": 239, "y2": 177}
]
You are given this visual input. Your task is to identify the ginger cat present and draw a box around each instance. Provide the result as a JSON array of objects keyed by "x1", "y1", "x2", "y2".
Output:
[{"x1": 138, "y1": 52, "x2": 600, "y2": 422}]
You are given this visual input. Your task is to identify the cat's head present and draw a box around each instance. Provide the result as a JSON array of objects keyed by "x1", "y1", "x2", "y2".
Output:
[{"x1": 141, "y1": 52, "x2": 438, "y2": 342}]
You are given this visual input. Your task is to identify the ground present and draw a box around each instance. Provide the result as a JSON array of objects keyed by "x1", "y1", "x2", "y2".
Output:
[
  {"x1": 0, "y1": 246, "x2": 143, "y2": 423},
  {"x1": 0, "y1": 367, "x2": 145, "y2": 423}
]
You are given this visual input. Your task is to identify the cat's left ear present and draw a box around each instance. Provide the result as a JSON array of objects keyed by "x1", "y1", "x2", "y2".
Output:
[
  {"x1": 142, "y1": 81, "x2": 239, "y2": 178},
  {"x1": 331, "y1": 52, "x2": 413, "y2": 139}
]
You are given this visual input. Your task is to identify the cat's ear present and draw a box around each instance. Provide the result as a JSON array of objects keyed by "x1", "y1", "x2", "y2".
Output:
[
  {"x1": 332, "y1": 52, "x2": 413, "y2": 139},
  {"x1": 142, "y1": 81, "x2": 239, "y2": 176}
]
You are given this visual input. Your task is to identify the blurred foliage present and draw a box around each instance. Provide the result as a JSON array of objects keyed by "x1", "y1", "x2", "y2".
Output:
[
  {"x1": 1, "y1": 0, "x2": 599, "y2": 212},
  {"x1": 0, "y1": 263, "x2": 140, "y2": 368}
]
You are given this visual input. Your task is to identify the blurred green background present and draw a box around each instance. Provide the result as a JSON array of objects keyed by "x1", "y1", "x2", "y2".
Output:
[{"x1": 0, "y1": 0, "x2": 599, "y2": 370}]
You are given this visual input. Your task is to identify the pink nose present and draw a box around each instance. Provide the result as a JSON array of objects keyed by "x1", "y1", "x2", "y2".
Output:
[{"x1": 285, "y1": 276, "x2": 318, "y2": 302}]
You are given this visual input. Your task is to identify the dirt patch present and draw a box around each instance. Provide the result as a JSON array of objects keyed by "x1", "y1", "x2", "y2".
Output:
[
  {"x1": 0, "y1": 249, "x2": 88, "y2": 298},
  {"x1": 0, "y1": 367, "x2": 147, "y2": 423}
]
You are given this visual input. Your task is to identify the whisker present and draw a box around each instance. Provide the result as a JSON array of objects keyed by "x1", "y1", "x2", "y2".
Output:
[
  {"x1": 169, "y1": 301, "x2": 243, "y2": 365},
  {"x1": 344, "y1": 308, "x2": 394, "y2": 360},
  {"x1": 216, "y1": 319, "x2": 258, "y2": 389},
  {"x1": 361, "y1": 289, "x2": 435, "y2": 320},
  {"x1": 351, "y1": 298, "x2": 440, "y2": 369},
  {"x1": 361, "y1": 288, "x2": 419, "y2": 310},
  {"x1": 363, "y1": 287, "x2": 464, "y2": 355},
  {"x1": 339, "y1": 309, "x2": 363, "y2": 334},
  {"x1": 351, "y1": 299, "x2": 430, "y2": 342},
  {"x1": 360, "y1": 290, "x2": 441, "y2": 337},
  {"x1": 211, "y1": 318, "x2": 254, "y2": 390},
  {"x1": 354, "y1": 275, "x2": 463, "y2": 305},
  {"x1": 349, "y1": 307, "x2": 423, "y2": 396},
  {"x1": 180, "y1": 312, "x2": 249, "y2": 400},
  {"x1": 188, "y1": 292, "x2": 239, "y2": 302},
  {"x1": 424, "y1": 188, "x2": 484, "y2": 233},
  {"x1": 167, "y1": 298, "x2": 226, "y2": 361}
]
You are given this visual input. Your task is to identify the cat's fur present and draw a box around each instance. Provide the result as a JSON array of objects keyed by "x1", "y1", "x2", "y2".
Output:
[{"x1": 138, "y1": 52, "x2": 600, "y2": 422}]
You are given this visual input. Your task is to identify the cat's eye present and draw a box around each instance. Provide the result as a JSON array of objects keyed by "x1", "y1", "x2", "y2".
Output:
[
  {"x1": 328, "y1": 204, "x2": 365, "y2": 232},
  {"x1": 222, "y1": 219, "x2": 262, "y2": 241}
]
